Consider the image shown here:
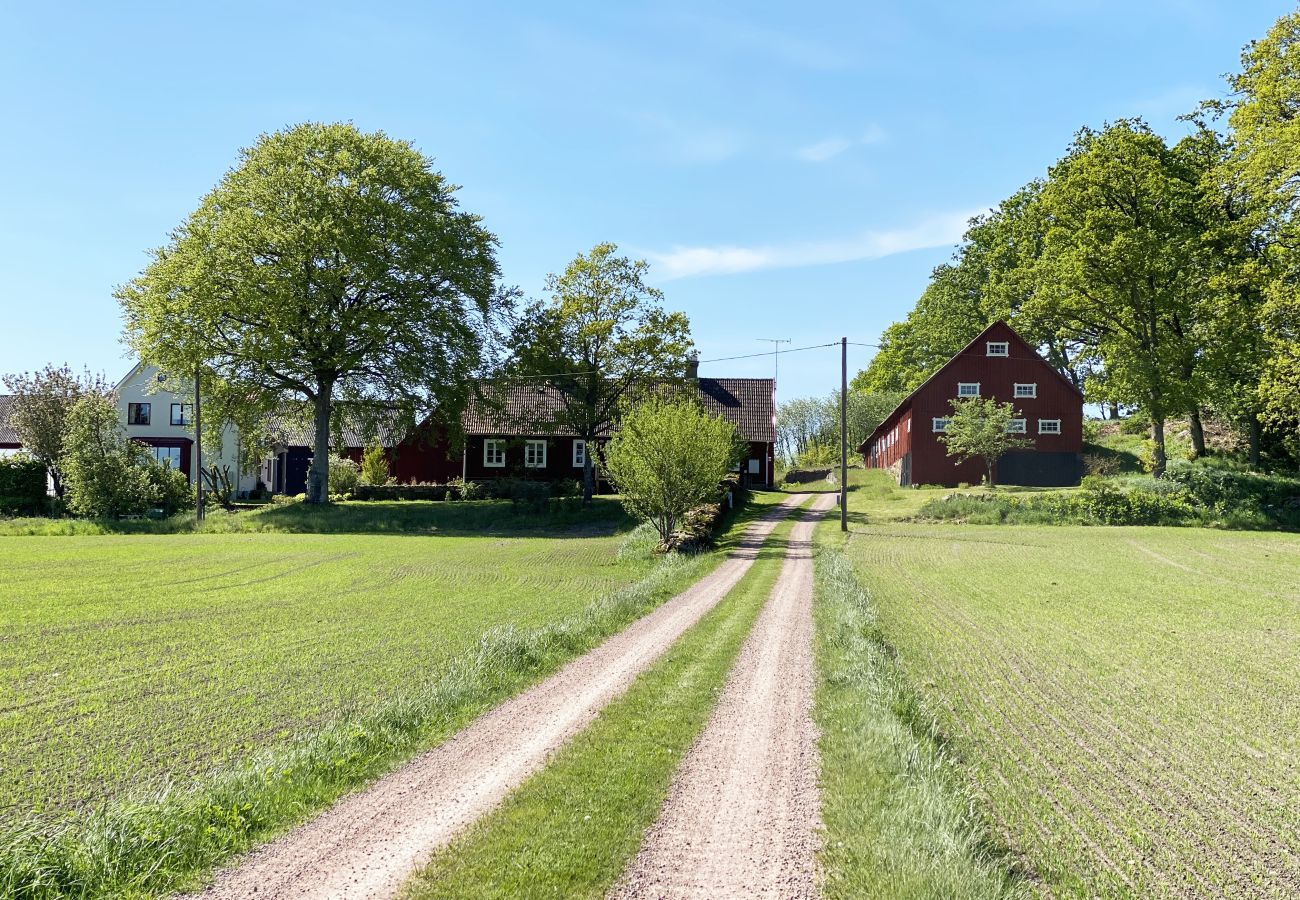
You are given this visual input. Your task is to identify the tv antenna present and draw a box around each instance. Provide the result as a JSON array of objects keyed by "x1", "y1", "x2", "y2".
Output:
[{"x1": 756, "y1": 338, "x2": 791, "y2": 383}]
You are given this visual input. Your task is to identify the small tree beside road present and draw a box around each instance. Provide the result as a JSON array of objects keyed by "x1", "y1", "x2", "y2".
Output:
[
  {"x1": 604, "y1": 396, "x2": 743, "y2": 548},
  {"x1": 939, "y1": 397, "x2": 1033, "y2": 488}
]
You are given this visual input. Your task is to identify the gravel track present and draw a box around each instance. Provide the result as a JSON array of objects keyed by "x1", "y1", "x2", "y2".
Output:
[
  {"x1": 189, "y1": 494, "x2": 807, "y2": 900},
  {"x1": 612, "y1": 493, "x2": 836, "y2": 900}
]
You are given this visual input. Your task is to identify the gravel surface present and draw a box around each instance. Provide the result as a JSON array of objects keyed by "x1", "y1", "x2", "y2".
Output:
[
  {"x1": 611, "y1": 493, "x2": 835, "y2": 899},
  {"x1": 189, "y1": 494, "x2": 807, "y2": 900}
]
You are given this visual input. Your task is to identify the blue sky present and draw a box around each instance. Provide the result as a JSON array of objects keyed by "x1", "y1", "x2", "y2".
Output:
[{"x1": 0, "y1": 1, "x2": 1286, "y2": 402}]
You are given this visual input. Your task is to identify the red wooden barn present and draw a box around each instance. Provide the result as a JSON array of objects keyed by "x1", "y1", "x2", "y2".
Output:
[{"x1": 860, "y1": 321, "x2": 1083, "y2": 487}]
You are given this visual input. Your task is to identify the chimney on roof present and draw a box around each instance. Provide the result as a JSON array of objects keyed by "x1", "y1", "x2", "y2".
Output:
[{"x1": 685, "y1": 357, "x2": 699, "y2": 380}]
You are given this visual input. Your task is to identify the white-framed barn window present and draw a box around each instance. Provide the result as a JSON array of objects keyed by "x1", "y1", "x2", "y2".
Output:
[
  {"x1": 524, "y1": 439, "x2": 547, "y2": 468},
  {"x1": 957, "y1": 382, "x2": 980, "y2": 397},
  {"x1": 1038, "y1": 418, "x2": 1062, "y2": 435},
  {"x1": 932, "y1": 418, "x2": 951, "y2": 433},
  {"x1": 1014, "y1": 382, "x2": 1037, "y2": 398},
  {"x1": 1007, "y1": 418, "x2": 1027, "y2": 434},
  {"x1": 986, "y1": 341, "x2": 1009, "y2": 357},
  {"x1": 484, "y1": 439, "x2": 506, "y2": 467},
  {"x1": 572, "y1": 440, "x2": 586, "y2": 468}
]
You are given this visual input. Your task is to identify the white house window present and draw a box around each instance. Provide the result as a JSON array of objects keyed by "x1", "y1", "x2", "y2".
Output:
[
  {"x1": 957, "y1": 382, "x2": 980, "y2": 397},
  {"x1": 147, "y1": 445, "x2": 182, "y2": 469},
  {"x1": 932, "y1": 418, "x2": 951, "y2": 433},
  {"x1": 524, "y1": 439, "x2": 547, "y2": 468},
  {"x1": 1014, "y1": 383, "x2": 1037, "y2": 399},
  {"x1": 1007, "y1": 418, "x2": 1027, "y2": 434},
  {"x1": 1038, "y1": 418, "x2": 1062, "y2": 434},
  {"x1": 747, "y1": 458, "x2": 760, "y2": 474},
  {"x1": 986, "y1": 341, "x2": 1009, "y2": 357},
  {"x1": 572, "y1": 439, "x2": 586, "y2": 468},
  {"x1": 484, "y1": 439, "x2": 506, "y2": 467},
  {"x1": 170, "y1": 403, "x2": 192, "y2": 426}
]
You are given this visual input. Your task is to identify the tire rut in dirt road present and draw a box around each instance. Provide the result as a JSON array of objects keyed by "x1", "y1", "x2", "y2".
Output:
[
  {"x1": 189, "y1": 494, "x2": 809, "y2": 900},
  {"x1": 611, "y1": 493, "x2": 836, "y2": 900}
]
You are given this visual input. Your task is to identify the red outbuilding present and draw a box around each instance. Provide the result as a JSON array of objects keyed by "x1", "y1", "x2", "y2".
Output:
[{"x1": 860, "y1": 321, "x2": 1083, "y2": 487}]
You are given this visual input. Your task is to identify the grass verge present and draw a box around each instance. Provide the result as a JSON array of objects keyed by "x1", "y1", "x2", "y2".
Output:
[
  {"x1": 813, "y1": 522, "x2": 1025, "y2": 900},
  {"x1": 0, "y1": 502, "x2": 779, "y2": 900},
  {"x1": 399, "y1": 511, "x2": 805, "y2": 899}
]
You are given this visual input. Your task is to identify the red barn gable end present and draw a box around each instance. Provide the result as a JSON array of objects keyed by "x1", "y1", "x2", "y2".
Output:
[{"x1": 859, "y1": 321, "x2": 1083, "y2": 487}]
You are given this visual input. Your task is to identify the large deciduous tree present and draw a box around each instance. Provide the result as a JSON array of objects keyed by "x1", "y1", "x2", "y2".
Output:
[
  {"x1": 117, "y1": 122, "x2": 505, "y2": 503},
  {"x1": 2, "y1": 364, "x2": 109, "y2": 498},
  {"x1": 502, "y1": 242, "x2": 694, "y2": 504}
]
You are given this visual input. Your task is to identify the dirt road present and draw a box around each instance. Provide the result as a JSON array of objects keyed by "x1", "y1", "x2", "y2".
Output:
[
  {"x1": 612, "y1": 492, "x2": 835, "y2": 899},
  {"x1": 192, "y1": 494, "x2": 808, "y2": 900}
]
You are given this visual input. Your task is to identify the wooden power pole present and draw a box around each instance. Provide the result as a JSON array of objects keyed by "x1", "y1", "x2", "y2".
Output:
[
  {"x1": 840, "y1": 336, "x2": 848, "y2": 532},
  {"x1": 194, "y1": 367, "x2": 205, "y2": 521}
]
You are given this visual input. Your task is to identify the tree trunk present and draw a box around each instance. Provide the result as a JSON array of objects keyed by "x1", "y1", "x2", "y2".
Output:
[
  {"x1": 987, "y1": 459, "x2": 996, "y2": 489},
  {"x1": 50, "y1": 468, "x2": 63, "y2": 499},
  {"x1": 307, "y1": 382, "x2": 333, "y2": 504},
  {"x1": 1187, "y1": 407, "x2": 1206, "y2": 460},
  {"x1": 1108, "y1": 401, "x2": 1119, "y2": 421},
  {"x1": 1150, "y1": 415, "x2": 1168, "y2": 478},
  {"x1": 581, "y1": 439, "x2": 595, "y2": 506},
  {"x1": 1248, "y1": 414, "x2": 1262, "y2": 469}
]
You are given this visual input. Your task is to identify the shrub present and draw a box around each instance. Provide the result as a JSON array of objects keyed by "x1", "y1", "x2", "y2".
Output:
[
  {"x1": 148, "y1": 462, "x2": 194, "y2": 515},
  {"x1": 327, "y1": 455, "x2": 361, "y2": 496},
  {"x1": 448, "y1": 477, "x2": 484, "y2": 501},
  {"x1": 0, "y1": 455, "x2": 48, "y2": 516},
  {"x1": 1082, "y1": 453, "x2": 1122, "y2": 477},
  {"x1": 60, "y1": 395, "x2": 156, "y2": 518},
  {"x1": 359, "y1": 441, "x2": 390, "y2": 486},
  {"x1": 353, "y1": 483, "x2": 453, "y2": 501}
]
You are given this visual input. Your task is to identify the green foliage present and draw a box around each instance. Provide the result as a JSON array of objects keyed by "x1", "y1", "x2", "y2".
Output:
[
  {"x1": 359, "y1": 441, "x2": 390, "y2": 486},
  {"x1": 149, "y1": 460, "x2": 194, "y2": 515},
  {"x1": 328, "y1": 454, "x2": 361, "y2": 496},
  {"x1": 604, "y1": 396, "x2": 742, "y2": 547},
  {"x1": 778, "y1": 390, "x2": 904, "y2": 463},
  {"x1": 500, "y1": 242, "x2": 694, "y2": 503},
  {"x1": 938, "y1": 397, "x2": 1033, "y2": 487},
  {"x1": 60, "y1": 394, "x2": 156, "y2": 518},
  {"x1": 0, "y1": 456, "x2": 48, "y2": 516},
  {"x1": 1, "y1": 364, "x2": 109, "y2": 498},
  {"x1": 117, "y1": 122, "x2": 503, "y2": 504}
]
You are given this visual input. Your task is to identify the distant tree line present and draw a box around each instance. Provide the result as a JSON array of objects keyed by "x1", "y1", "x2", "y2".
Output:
[
  {"x1": 856, "y1": 10, "x2": 1300, "y2": 476},
  {"x1": 778, "y1": 390, "x2": 904, "y2": 467}
]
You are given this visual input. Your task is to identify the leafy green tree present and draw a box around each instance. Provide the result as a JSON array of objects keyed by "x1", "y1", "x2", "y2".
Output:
[
  {"x1": 359, "y1": 440, "x2": 390, "y2": 486},
  {"x1": 60, "y1": 394, "x2": 156, "y2": 518},
  {"x1": 117, "y1": 122, "x2": 504, "y2": 504},
  {"x1": 938, "y1": 397, "x2": 1032, "y2": 488},
  {"x1": 2, "y1": 364, "x2": 109, "y2": 498},
  {"x1": 603, "y1": 396, "x2": 742, "y2": 546},
  {"x1": 1029, "y1": 120, "x2": 1204, "y2": 476},
  {"x1": 501, "y1": 243, "x2": 694, "y2": 504}
]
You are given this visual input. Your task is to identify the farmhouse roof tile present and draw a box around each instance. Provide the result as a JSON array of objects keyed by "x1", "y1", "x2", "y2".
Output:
[{"x1": 463, "y1": 378, "x2": 776, "y2": 443}]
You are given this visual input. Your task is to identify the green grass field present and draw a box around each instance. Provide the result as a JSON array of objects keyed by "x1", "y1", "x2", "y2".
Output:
[
  {"x1": 837, "y1": 480, "x2": 1300, "y2": 897},
  {"x1": 0, "y1": 503, "x2": 654, "y2": 822}
]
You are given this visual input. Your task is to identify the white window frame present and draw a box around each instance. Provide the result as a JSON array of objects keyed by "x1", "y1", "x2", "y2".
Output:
[
  {"x1": 524, "y1": 439, "x2": 547, "y2": 468},
  {"x1": 1007, "y1": 418, "x2": 1027, "y2": 434},
  {"x1": 572, "y1": 439, "x2": 586, "y2": 468},
  {"x1": 957, "y1": 382, "x2": 980, "y2": 398},
  {"x1": 483, "y1": 439, "x2": 506, "y2": 467},
  {"x1": 932, "y1": 417, "x2": 951, "y2": 433},
  {"x1": 1038, "y1": 418, "x2": 1062, "y2": 435},
  {"x1": 1014, "y1": 382, "x2": 1037, "y2": 399},
  {"x1": 986, "y1": 341, "x2": 1009, "y2": 357}
]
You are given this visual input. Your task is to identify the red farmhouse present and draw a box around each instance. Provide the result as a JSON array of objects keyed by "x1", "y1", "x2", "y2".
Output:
[{"x1": 860, "y1": 321, "x2": 1083, "y2": 487}]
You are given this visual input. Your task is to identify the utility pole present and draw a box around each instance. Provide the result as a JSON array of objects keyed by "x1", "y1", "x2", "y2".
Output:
[
  {"x1": 194, "y1": 367, "x2": 205, "y2": 521},
  {"x1": 757, "y1": 338, "x2": 791, "y2": 384},
  {"x1": 840, "y1": 336, "x2": 848, "y2": 532}
]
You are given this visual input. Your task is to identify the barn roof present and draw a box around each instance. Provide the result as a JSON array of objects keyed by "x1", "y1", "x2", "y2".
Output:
[
  {"x1": 464, "y1": 377, "x2": 776, "y2": 443},
  {"x1": 265, "y1": 404, "x2": 407, "y2": 449},
  {"x1": 858, "y1": 320, "x2": 1083, "y2": 453}
]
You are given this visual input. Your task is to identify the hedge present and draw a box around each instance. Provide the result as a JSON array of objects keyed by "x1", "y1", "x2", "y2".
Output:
[{"x1": 0, "y1": 457, "x2": 48, "y2": 516}]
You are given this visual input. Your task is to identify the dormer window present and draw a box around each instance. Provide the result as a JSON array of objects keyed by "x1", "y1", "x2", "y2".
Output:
[
  {"x1": 986, "y1": 341, "x2": 1009, "y2": 357},
  {"x1": 957, "y1": 382, "x2": 980, "y2": 398}
]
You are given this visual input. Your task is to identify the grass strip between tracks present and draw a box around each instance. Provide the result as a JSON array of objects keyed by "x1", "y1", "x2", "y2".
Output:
[{"x1": 401, "y1": 507, "x2": 807, "y2": 899}]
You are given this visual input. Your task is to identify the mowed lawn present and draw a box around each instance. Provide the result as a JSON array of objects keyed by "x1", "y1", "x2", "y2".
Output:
[
  {"x1": 0, "y1": 523, "x2": 652, "y2": 824},
  {"x1": 841, "y1": 515, "x2": 1300, "y2": 897}
]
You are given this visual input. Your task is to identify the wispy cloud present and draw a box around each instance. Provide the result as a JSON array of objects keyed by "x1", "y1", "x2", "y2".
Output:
[
  {"x1": 796, "y1": 124, "x2": 889, "y2": 163},
  {"x1": 646, "y1": 210, "x2": 977, "y2": 280}
]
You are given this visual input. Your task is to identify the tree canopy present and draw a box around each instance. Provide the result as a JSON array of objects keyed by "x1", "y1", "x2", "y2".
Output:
[
  {"x1": 938, "y1": 397, "x2": 1033, "y2": 488},
  {"x1": 1, "y1": 364, "x2": 109, "y2": 498},
  {"x1": 117, "y1": 122, "x2": 505, "y2": 503}
]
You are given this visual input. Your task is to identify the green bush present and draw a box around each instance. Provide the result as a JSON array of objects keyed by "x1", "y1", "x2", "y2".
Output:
[
  {"x1": 359, "y1": 441, "x2": 390, "y2": 486},
  {"x1": 328, "y1": 455, "x2": 361, "y2": 496},
  {"x1": 0, "y1": 456, "x2": 48, "y2": 516},
  {"x1": 918, "y1": 480, "x2": 1199, "y2": 527},
  {"x1": 61, "y1": 395, "x2": 156, "y2": 518},
  {"x1": 148, "y1": 461, "x2": 194, "y2": 515}
]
